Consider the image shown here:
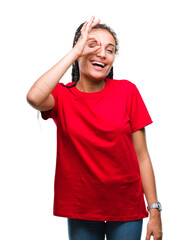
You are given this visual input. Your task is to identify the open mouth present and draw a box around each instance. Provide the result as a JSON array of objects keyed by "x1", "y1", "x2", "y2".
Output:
[{"x1": 91, "y1": 61, "x2": 106, "y2": 69}]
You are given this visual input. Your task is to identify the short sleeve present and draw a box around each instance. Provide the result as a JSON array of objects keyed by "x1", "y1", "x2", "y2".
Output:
[
  {"x1": 129, "y1": 84, "x2": 153, "y2": 133},
  {"x1": 40, "y1": 83, "x2": 60, "y2": 121}
]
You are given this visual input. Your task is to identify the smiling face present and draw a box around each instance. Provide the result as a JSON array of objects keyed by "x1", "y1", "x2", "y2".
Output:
[{"x1": 78, "y1": 29, "x2": 116, "y2": 82}]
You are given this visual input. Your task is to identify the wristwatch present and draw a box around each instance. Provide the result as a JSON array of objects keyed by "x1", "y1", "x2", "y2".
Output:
[{"x1": 147, "y1": 202, "x2": 162, "y2": 212}]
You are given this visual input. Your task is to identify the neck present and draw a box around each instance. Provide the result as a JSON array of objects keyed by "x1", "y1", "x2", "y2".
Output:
[{"x1": 76, "y1": 78, "x2": 106, "y2": 93}]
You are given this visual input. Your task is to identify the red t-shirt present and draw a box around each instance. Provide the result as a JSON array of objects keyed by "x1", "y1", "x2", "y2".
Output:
[{"x1": 41, "y1": 78, "x2": 153, "y2": 221}]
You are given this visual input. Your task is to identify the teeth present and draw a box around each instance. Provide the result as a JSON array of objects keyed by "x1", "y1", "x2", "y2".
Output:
[{"x1": 91, "y1": 61, "x2": 105, "y2": 67}]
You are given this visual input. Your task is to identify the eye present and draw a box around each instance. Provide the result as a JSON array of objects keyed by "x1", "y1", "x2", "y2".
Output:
[
  {"x1": 88, "y1": 41, "x2": 98, "y2": 48},
  {"x1": 107, "y1": 49, "x2": 113, "y2": 53}
]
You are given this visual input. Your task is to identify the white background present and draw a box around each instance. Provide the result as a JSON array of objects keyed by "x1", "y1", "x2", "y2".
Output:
[{"x1": 0, "y1": 0, "x2": 188, "y2": 239}]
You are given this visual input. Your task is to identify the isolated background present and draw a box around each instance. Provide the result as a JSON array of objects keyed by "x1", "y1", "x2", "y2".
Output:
[{"x1": 1, "y1": 0, "x2": 188, "y2": 239}]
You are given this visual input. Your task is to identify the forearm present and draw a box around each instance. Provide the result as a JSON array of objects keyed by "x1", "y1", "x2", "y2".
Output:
[
  {"x1": 27, "y1": 48, "x2": 79, "y2": 106},
  {"x1": 139, "y1": 156, "x2": 163, "y2": 239},
  {"x1": 132, "y1": 129, "x2": 162, "y2": 238},
  {"x1": 138, "y1": 156, "x2": 159, "y2": 214}
]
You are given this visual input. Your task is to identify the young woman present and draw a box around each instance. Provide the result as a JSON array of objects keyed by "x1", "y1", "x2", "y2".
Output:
[{"x1": 27, "y1": 16, "x2": 163, "y2": 240}]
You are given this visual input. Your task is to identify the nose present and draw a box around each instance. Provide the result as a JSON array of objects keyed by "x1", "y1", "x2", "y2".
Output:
[{"x1": 96, "y1": 47, "x2": 106, "y2": 58}]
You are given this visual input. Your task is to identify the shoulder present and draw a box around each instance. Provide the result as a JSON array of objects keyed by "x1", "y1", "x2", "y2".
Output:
[
  {"x1": 107, "y1": 78, "x2": 136, "y2": 91},
  {"x1": 55, "y1": 81, "x2": 76, "y2": 91},
  {"x1": 58, "y1": 81, "x2": 75, "y2": 87},
  {"x1": 108, "y1": 78, "x2": 134, "y2": 85}
]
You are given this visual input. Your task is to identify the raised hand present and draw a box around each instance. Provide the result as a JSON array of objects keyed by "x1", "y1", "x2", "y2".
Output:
[{"x1": 73, "y1": 16, "x2": 101, "y2": 58}]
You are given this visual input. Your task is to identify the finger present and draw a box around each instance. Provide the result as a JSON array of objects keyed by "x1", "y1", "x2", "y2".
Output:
[
  {"x1": 86, "y1": 16, "x2": 95, "y2": 32},
  {"x1": 89, "y1": 16, "x2": 95, "y2": 25},
  {"x1": 88, "y1": 45, "x2": 101, "y2": 53},
  {"x1": 91, "y1": 19, "x2": 101, "y2": 28},
  {"x1": 88, "y1": 34, "x2": 101, "y2": 46},
  {"x1": 80, "y1": 21, "x2": 88, "y2": 32},
  {"x1": 145, "y1": 232, "x2": 151, "y2": 240},
  {"x1": 154, "y1": 233, "x2": 162, "y2": 240}
]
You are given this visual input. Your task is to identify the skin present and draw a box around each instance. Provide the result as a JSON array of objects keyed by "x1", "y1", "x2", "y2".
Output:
[
  {"x1": 76, "y1": 28, "x2": 116, "y2": 92},
  {"x1": 132, "y1": 128, "x2": 163, "y2": 240},
  {"x1": 26, "y1": 16, "x2": 102, "y2": 110},
  {"x1": 27, "y1": 16, "x2": 163, "y2": 239}
]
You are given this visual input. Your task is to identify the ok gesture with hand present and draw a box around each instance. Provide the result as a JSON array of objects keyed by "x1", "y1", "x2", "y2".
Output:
[{"x1": 73, "y1": 16, "x2": 101, "y2": 58}]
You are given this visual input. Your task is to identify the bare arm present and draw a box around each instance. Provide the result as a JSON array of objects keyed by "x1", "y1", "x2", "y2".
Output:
[
  {"x1": 132, "y1": 128, "x2": 163, "y2": 240},
  {"x1": 26, "y1": 16, "x2": 101, "y2": 111},
  {"x1": 26, "y1": 48, "x2": 79, "y2": 111},
  {"x1": 132, "y1": 128, "x2": 158, "y2": 206}
]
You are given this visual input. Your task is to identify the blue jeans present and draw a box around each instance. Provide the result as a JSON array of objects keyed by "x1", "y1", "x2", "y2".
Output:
[{"x1": 67, "y1": 218, "x2": 143, "y2": 240}]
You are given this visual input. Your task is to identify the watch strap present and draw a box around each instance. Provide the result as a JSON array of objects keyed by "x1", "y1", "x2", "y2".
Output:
[{"x1": 147, "y1": 202, "x2": 162, "y2": 212}]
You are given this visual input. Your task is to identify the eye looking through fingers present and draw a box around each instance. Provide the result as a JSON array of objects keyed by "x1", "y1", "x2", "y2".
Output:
[{"x1": 88, "y1": 40, "x2": 98, "y2": 48}]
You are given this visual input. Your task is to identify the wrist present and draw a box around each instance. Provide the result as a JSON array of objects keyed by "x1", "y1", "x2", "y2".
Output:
[
  {"x1": 72, "y1": 45, "x2": 82, "y2": 59},
  {"x1": 149, "y1": 208, "x2": 161, "y2": 217}
]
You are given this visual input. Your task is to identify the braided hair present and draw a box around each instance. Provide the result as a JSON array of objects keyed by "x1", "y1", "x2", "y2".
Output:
[{"x1": 63, "y1": 22, "x2": 119, "y2": 88}]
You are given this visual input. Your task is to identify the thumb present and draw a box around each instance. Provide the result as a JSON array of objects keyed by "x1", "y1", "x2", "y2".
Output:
[{"x1": 91, "y1": 45, "x2": 101, "y2": 52}]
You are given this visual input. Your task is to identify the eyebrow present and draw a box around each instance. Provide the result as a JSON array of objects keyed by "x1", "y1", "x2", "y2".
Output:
[{"x1": 107, "y1": 43, "x2": 115, "y2": 48}]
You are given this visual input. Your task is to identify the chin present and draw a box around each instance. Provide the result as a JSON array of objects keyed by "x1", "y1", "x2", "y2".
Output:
[
  {"x1": 89, "y1": 74, "x2": 107, "y2": 82},
  {"x1": 90, "y1": 70, "x2": 111, "y2": 81}
]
